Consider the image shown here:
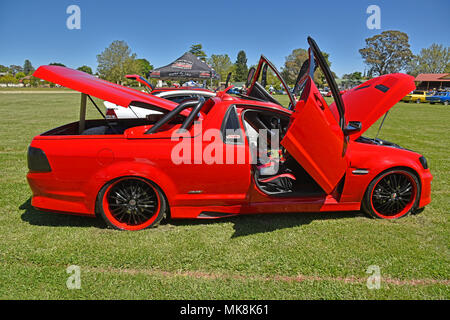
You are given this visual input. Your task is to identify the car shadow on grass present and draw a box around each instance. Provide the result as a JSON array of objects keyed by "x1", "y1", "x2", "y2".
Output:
[
  {"x1": 20, "y1": 198, "x2": 364, "y2": 236},
  {"x1": 20, "y1": 198, "x2": 106, "y2": 229},
  {"x1": 166, "y1": 211, "x2": 365, "y2": 238}
]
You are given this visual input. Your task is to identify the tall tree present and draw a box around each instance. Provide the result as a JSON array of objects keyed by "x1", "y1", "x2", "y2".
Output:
[
  {"x1": 23, "y1": 60, "x2": 34, "y2": 75},
  {"x1": 281, "y1": 48, "x2": 308, "y2": 85},
  {"x1": 9, "y1": 65, "x2": 23, "y2": 75},
  {"x1": 359, "y1": 30, "x2": 413, "y2": 76},
  {"x1": 234, "y1": 50, "x2": 248, "y2": 82},
  {"x1": 189, "y1": 44, "x2": 207, "y2": 61},
  {"x1": 135, "y1": 58, "x2": 153, "y2": 78},
  {"x1": 406, "y1": 43, "x2": 450, "y2": 76},
  {"x1": 97, "y1": 40, "x2": 140, "y2": 84},
  {"x1": 342, "y1": 72, "x2": 363, "y2": 80},
  {"x1": 281, "y1": 48, "x2": 332, "y2": 86},
  {"x1": 207, "y1": 54, "x2": 233, "y2": 82},
  {"x1": 0, "y1": 65, "x2": 8, "y2": 73},
  {"x1": 77, "y1": 65, "x2": 93, "y2": 74}
]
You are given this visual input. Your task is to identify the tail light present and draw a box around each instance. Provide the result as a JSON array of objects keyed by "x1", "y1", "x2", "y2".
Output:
[
  {"x1": 106, "y1": 108, "x2": 118, "y2": 119},
  {"x1": 28, "y1": 147, "x2": 52, "y2": 172}
]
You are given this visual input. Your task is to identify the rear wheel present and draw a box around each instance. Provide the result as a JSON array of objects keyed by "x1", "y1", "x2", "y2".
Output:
[
  {"x1": 97, "y1": 177, "x2": 167, "y2": 230},
  {"x1": 362, "y1": 169, "x2": 420, "y2": 219}
]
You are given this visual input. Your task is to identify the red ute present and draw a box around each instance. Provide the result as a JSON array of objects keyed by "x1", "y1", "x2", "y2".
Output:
[{"x1": 27, "y1": 37, "x2": 432, "y2": 230}]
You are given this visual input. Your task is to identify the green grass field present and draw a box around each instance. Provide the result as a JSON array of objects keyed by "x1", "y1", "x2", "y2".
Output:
[{"x1": 0, "y1": 91, "x2": 448, "y2": 299}]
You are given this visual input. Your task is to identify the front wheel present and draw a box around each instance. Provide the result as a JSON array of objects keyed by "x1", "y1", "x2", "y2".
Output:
[
  {"x1": 362, "y1": 169, "x2": 420, "y2": 219},
  {"x1": 444, "y1": 101, "x2": 449, "y2": 106},
  {"x1": 97, "y1": 177, "x2": 167, "y2": 230}
]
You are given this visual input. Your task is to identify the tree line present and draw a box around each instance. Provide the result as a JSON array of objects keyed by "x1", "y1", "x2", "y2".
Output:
[{"x1": 1, "y1": 30, "x2": 449, "y2": 87}]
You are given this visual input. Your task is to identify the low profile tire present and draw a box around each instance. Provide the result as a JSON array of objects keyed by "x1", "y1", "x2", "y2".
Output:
[
  {"x1": 362, "y1": 169, "x2": 420, "y2": 219},
  {"x1": 97, "y1": 177, "x2": 167, "y2": 230}
]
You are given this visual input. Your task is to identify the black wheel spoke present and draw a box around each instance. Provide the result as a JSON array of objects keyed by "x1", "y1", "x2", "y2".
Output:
[
  {"x1": 107, "y1": 179, "x2": 158, "y2": 226},
  {"x1": 372, "y1": 173, "x2": 415, "y2": 217}
]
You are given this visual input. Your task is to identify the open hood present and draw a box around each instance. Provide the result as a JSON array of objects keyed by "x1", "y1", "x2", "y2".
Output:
[
  {"x1": 33, "y1": 66, "x2": 178, "y2": 111},
  {"x1": 329, "y1": 73, "x2": 416, "y2": 139}
]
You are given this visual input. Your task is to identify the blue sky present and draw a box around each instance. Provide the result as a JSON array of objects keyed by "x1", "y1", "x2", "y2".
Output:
[{"x1": 1, "y1": 0, "x2": 449, "y2": 77}]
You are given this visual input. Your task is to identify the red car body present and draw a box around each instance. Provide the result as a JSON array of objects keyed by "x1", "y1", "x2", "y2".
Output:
[{"x1": 27, "y1": 38, "x2": 432, "y2": 230}]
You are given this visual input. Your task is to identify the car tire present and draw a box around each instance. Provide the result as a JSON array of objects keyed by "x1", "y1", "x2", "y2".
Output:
[
  {"x1": 362, "y1": 169, "x2": 420, "y2": 219},
  {"x1": 97, "y1": 176, "x2": 167, "y2": 230},
  {"x1": 415, "y1": 99, "x2": 420, "y2": 104},
  {"x1": 444, "y1": 101, "x2": 449, "y2": 106}
]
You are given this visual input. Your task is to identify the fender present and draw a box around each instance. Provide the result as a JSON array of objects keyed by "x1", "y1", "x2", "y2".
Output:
[
  {"x1": 341, "y1": 142, "x2": 426, "y2": 204},
  {"x1": 83, "y1": 160, "x2": 178, "y2": 213}
]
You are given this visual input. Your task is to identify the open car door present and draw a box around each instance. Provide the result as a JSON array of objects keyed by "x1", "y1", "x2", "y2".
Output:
[
  {"x1": 281, "y1": 37, "x2": 348, "y2": 194},
  {"x1": 246, "y1": 55, "x2": 296, "y2": 109}
]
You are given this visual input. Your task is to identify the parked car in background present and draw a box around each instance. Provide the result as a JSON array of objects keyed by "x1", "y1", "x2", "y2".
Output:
[
  {"x1": 426, "y1": 91, "x2": 449, "y2": 104},
  {"x1": 438, "y1": 92, "x2": 450, "y2": 105},
  {"x1": 105, "y1": 87, "x2": 216, "y2": 119},
  {"x1": 226, "y1": 87, "x2": 242, "y2": 95},
  {"x1": 319, "y1": 89, "x2": 328, "y2": 96},
  {"x1": 401, "y1": 90, "x2": 433, "y2": 103}
]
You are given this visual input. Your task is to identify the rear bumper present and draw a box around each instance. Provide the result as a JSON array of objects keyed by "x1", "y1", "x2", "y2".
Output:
[{"x1": 27, "y1": 172, "x2": 94, "y2": 215}]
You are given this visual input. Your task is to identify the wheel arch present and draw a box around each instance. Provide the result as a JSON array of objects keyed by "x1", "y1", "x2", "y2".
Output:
[
  {"x1": 365, "y1": 165, "x2": 421, "y2": 195},
  {"x1": 341, "y1": 150, "x2": 424, "y2": 205},
  {"x1": 361, "y1": 165, "x2": 421, "y2": 218},
  {"x1": 84, "y1": 161, "x2": 178, "y2": 214}
]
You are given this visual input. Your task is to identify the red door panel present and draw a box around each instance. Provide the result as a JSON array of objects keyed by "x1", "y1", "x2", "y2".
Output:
[{"x1": 281, "y1": 77, "x2": 347, "y2": 194}]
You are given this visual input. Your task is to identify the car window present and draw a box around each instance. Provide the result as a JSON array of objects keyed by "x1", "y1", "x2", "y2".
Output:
[{"x1": 221, "y1": 106, "x2": 244, "y2": 144}]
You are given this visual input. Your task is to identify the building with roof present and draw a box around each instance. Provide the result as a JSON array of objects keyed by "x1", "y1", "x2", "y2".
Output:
[{"x1": 415, "y1": 73, "x2": 450, "y2": 90}]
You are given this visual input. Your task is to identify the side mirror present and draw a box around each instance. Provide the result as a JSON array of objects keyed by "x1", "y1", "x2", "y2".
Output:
[{"x1": 343, "y1": 121, "x2": 362, "y2": 135}]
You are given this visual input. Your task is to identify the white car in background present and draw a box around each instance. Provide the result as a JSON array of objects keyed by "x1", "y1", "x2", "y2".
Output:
[
  {"x1": 104, "y1": 74, "x2": 216, "y2": 119},
  {"x1": 104, "y1": 88, "x2": 216, "y2": 119}
]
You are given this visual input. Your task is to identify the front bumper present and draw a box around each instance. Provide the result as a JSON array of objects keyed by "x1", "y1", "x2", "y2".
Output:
[{"x1": 418, "y1": 169, "x2": 433, "y2": 208}]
